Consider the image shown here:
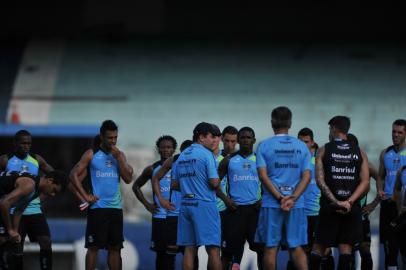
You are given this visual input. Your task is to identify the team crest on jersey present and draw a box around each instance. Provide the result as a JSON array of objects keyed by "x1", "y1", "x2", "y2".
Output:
[
  {"x1": 243, "y1": 162, "x2": 251, "y2": 170},
  {"x1": 394, "y1": 158, "x2": 400, "y2": 165},
  {"x1": 105, "y1": 160, "x2": 113, "y2": 167},
  {"x1": 0, "y1": 226, "x2": 5, "y2": 234},
  {"x1": 21, "y1": 165, "x2": 29, "y2": 172}
]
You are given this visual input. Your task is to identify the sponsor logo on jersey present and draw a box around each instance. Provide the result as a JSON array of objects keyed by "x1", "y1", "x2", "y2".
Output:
[{"x1": 95, "y1": 170, "x2": 119, "y2": 178}]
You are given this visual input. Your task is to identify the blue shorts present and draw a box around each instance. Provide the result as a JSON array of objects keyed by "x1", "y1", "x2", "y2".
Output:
[
  {"x1": 255, "y1": 207, "x2": 307, "y2": 248},
  {"x1": 177, "y1": 200, "x2": 221, "y2": 247}
]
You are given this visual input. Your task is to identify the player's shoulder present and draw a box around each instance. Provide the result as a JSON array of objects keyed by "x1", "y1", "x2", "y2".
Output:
[
  {"x1": 384, "y1": 145, "x2": 395, "y2": 154},
  {"x1": 152, "y1": 160, "x2": 163, "y2": 170}
]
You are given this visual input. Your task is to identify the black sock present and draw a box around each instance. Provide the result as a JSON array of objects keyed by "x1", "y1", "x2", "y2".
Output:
[
  {"x1": 360, "y1": 251, "x2": 373, "y2": 270},
  {"x1": 287, "y1": 260, "x2": 297, "y2": 270},
  {"x1": 338, "y1": 254, "x2": 352, "y2": 270},
  {"x1": 194, "y1": 254, "x2": 199, "y2": 270},
  {"x1": 0, "y1": 246, "x2": 6, "y2": 269},
  {"x1": 155, "y1": 251, "x2": 166, "y2": 270},
  {"x1": 164, "y1": 253, "x2": 175, "y2": 270},
  {"x1": 256, "y1": 251, "x2": 264, "y2": 270},
  {"x1": 309, "y1": 252, "x2": 322, "y2": 270},
  {"x1": 40, "y1": 249, "x2": 53, "y2": 270},
  {"x1": 321, "y1": 255, "x2": 335, "y2": 270}
]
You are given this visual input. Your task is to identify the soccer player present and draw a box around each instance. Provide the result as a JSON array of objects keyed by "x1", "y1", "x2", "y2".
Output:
[
  {"x1": 221, "y1": 126, "x2": 238, "y2": 157},
  {"x1": 347, "y1": 133, "x2": 379, "y2": 270},
  {"x1": 255, "y1": 106, "x2": 311, "y2": 270},
  {"x1": 218, "y1": 127, "x2": 263, "y2": 270},
  {"x1": 173, "y1": 122, "x2": 221, "y2": 270},
  {"x1": 376, "y1": 119, "x2": 406, "y2": 269},
  {"x1": 0, "y1": 170, "x2": 67, "y2": 270},
  {"x1": 70, "y1": 120, "x2": 133, "y2": 270},
  {"x1": 0, "y1": 130, "x2": 54, "y2": 270},
  {"x1": 310, "y1": 116, "x2": 370, "y2": 270},
  {"x1": 133, "y1": 135, "x2": 177, "y2": 270}
]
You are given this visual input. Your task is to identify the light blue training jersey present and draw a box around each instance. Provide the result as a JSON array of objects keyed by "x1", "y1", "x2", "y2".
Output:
[
  {"x1": 89, "y1": 149, "x2": 121, "y2": 209},
  {"x1": 256, "y1": 134, "x2": 311, "y2": 208},
  {"x1": 227, "y1": 152, "x2": 261, "y2": 205},
  {"x1": 174, "y1": 143, "x2": 219, "y2": 202},
  {"x1": 383, "y1": 146, "x2": 406, "y2": 197}
]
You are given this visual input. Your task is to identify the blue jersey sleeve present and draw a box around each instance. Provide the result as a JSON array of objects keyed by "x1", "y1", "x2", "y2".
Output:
[
  {"x1": 206, "y1": 152, "x2": 219, "y2": 179},
  {"x1": 256, "y1": 142, "x2": 267, "y2": 168}
]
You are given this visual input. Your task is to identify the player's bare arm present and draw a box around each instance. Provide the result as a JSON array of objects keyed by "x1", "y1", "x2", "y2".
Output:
[
  {"x1": 69, "y1": 149, "x2": 98, "y2": 203},
  {"x1": 315, "y1": 146, "x2": 338, "y2": 205},
  {"x1": 132, "y1": 165, "x2": 157, "y2": 214},
  {"x1": 110, "y1": 145, "x2": 133, "y2": 184}
]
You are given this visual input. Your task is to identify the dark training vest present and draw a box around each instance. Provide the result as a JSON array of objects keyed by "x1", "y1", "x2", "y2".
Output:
[{"x1": 321, "y1": 140, "x2": 362, "y2": 206}]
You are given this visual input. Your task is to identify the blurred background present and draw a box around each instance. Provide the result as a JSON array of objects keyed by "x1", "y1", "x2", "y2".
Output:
[{"x1": 0, "y1": 2, "x2": 405, "y2": 269}]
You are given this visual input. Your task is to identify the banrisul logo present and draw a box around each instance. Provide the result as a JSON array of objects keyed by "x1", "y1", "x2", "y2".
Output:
[{"x1": 106, "y1": 160, "x2": 113, "y2": 167}]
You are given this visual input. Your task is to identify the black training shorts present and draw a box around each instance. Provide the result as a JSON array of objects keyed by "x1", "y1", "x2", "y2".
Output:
[
  {"x1": 222, "y1": 204, "x2": 263, "y2": 253},
  {"x1": 315, "y1": 204, "x2": 362, "y2": 247},
  {"x1": 85, "y1": 208, "x2": 124, "y2": 249}
]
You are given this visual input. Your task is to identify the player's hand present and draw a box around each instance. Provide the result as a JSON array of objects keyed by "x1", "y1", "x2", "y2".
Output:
[
  {"x1": 362, "y1": 202, "x2": 377, "y2": 215},
  {"x1": 110, "y1": 145, "x2": 121, "y2": 159},
  {"x1": 159, "y1": 198, "x2": 175, "y2": 211},
  {"x1": 146, "y1": 203, "x2": 158, "y2": 214},
  {"x1": 8, "y1": 230, "x2": 21, "y2": 244},
  {"x1": 85, "y1": 194, "x2": 99, "y2": 203},
  {"x1": 378, "y1": 189, "x2": 387, "y2": 200},
  {"x1": 225, "y1": 198, "x2": 238, "y2": 211},
  {"x1": 336, "y1": 201, "x2": 351, "y2": 214},
  {"x1": 281, "y1": 196, "x2": 295, "y2": 211}
]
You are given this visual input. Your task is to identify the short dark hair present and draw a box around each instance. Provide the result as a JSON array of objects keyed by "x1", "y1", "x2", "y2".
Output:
[
  {"x1": 14, "y1": 130, "x2": 31, "y2": 143},
  {"x1": 211, "y1": 124, "x2": 222, "y2": 137},
  {"x1": 271, "y1": 106, "x2": 292, "y2": 130},
  {"x1": 193, "y1": 122, "x2": 215, "y2": 141},
  {"x1": 393, "y1": 119, "x2": 406, "y2": 132},
  {"x1": 46, "y1": 170, "x2": 68, "y2": 192},
  {"x1": 347, "y1": 133, "x2": 359, "y2": 146},
  {"x1": 100, "y1": 120, "x2": 118, "y2": 135},
  {"x1": 238, "y1": 127, "x2": 255, "y2": 138},
  {"x1": 156, "y1": 135, "x2": 177, "y2": 150},
  {"x1": 298, "y1": 127, "x2": 314, "y2": 140},
  {"x1": 328, "y1": 116, "x2": 350, "y2": 134},
  {"x1": 222, "y1": 126, "x2": 238, "y2": 136},
  {"x1": 180, "y1": 140, "x2": 193, "y2": 152}
]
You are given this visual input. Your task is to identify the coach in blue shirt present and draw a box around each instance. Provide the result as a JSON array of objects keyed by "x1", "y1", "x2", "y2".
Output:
[
  {"x1": 172, "y1": 122, "x2": 222, "y2": 270},
  {"x1": 255, "y1": 106, "x2": 311, "y2": 270}
]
